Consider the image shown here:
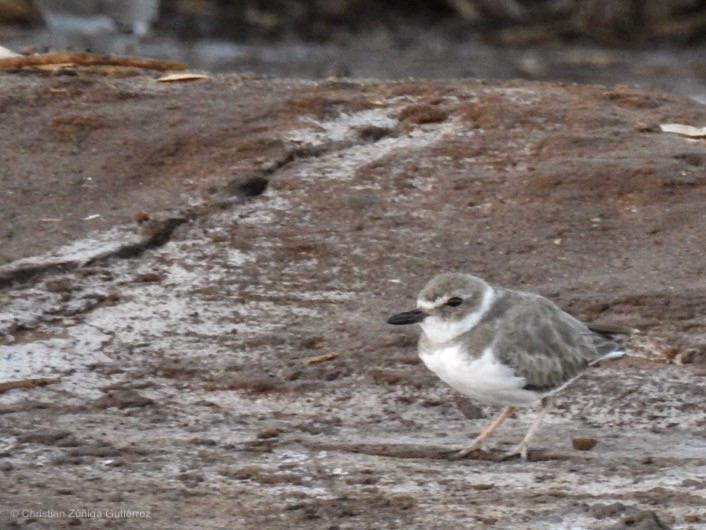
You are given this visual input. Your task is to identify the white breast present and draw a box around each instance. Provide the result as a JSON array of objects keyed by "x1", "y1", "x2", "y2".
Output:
[{"x1": 419, "y1": 345, "x2": 540, "y2": 407}]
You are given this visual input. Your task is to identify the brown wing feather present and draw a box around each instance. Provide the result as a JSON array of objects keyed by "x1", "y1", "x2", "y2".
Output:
[{"x1": 492, "y1": 293, "x2": 616, "y2": 391}]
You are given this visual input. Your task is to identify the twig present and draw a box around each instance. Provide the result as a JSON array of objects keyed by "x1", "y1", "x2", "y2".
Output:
[
  {"x1": 0, "y1": 377, "x2": 62, "y2": 394},
  {"x1": 302, "y1": 352, "x2": 340, "y2": 365},
  {"x1": 0, "y1": 53, "x2": 186, "y2": 72}
]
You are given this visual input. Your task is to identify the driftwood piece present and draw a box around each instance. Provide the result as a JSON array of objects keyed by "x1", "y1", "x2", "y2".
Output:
[
  {"x1": 0, "y1": 377, "x2": 62, "y2": 394},
  {"x1": 0, "y1": 53, "x2": 186, "y2": 72}
]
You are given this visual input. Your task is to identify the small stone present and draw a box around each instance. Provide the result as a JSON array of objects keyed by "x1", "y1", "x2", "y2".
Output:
[
  {"x1": 256, "y1": 427, "x2": 282, "y2": 439},
  {"x1": 133, "y1": 211, "x2": 150, "y2": 223},
  {"x1": 572, "y1": 437, "x2": 598, "y2": 451}
]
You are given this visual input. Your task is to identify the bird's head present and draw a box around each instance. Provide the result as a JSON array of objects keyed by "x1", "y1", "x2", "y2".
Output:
[{"x1": 387, "y1": 273, "x2": 494, "y2": 343}]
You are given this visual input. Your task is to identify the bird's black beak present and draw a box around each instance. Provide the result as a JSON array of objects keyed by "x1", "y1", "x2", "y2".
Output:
[{"x1": 387, "y1": 308, "x2": 428, "y2": 325}]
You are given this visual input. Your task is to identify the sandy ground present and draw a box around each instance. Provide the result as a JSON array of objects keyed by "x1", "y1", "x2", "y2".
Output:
[{"x1": 1, "y1": 71, "x2": 705, "y2": 529}]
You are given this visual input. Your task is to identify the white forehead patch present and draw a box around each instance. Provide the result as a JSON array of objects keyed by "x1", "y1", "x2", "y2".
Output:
[{"x1": 417, "y1": 297, "x2": 447, "y2": 311}]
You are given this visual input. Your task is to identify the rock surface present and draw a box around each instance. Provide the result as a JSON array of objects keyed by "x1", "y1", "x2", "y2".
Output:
[{"x1": 1, "y1": 71, "x2": 705, "y2": 529}]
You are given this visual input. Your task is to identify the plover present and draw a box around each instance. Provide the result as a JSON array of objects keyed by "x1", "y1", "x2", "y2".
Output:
[{"x1": 387, "y1": 273, "x2": 622, "y2": 460}]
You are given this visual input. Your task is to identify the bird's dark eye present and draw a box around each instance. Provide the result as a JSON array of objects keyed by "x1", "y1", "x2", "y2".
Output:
[{"x1": 446, "y1": 297, "x2": 463, "y2": 307}]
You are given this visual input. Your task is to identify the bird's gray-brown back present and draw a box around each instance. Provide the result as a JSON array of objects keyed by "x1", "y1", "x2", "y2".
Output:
[{"x1": 474, "y1": 288, "x2": 618, "y2": 391}]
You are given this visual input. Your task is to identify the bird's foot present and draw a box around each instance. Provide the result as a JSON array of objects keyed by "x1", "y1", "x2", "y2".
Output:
[
  {"x1": 497, "y1": 442, "x2": 529, "y2": 462},
  {"x1": 455, "y1": 441, "x2": 484, "y2": 459}
]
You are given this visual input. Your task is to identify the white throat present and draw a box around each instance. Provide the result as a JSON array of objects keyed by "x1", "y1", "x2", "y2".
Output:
[{"x1": 419, "y1": 286, "x2": 495, "y2": 344}]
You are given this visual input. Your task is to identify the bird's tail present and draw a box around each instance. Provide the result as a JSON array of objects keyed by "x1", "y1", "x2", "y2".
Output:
[{"x1": 584, "y1": 322, "x2": 635, "y2": 361}]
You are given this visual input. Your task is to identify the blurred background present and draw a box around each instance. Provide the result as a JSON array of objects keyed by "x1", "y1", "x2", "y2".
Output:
[{"x1": 1, "y1": 0, "x2": 705, "y2": 101}]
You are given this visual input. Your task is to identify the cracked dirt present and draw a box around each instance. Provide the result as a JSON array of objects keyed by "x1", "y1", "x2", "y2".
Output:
[{"x1": 1, "y1": 72, "x2": 705, "y2": 529}]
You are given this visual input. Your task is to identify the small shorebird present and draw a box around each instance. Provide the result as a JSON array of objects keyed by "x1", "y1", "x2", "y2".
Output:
[{"x1": 387, "y1": 273, "x2": 623, "y2": 460}]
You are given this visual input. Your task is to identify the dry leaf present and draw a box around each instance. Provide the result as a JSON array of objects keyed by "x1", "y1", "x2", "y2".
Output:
[
  {"x1": 157, "y1": 73, "x2": 212, "y2": 83},
  {"x1": 659, "y1": 123, "x2": 706, "y2": 138}
]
